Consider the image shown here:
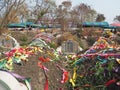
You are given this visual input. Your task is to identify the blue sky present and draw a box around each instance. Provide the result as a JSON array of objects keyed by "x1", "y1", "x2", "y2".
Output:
[{"x1": 55, "y1": 0, "x2": 120, "y2": 23}]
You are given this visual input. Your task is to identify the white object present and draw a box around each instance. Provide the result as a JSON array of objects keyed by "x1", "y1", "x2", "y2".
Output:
[{"x1": 0, "y1": 71, "x2": 28, "y2": 90}]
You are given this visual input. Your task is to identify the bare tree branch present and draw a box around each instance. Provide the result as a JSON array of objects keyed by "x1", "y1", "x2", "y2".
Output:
[{"x1": 0, "y1": 0, "x2": 26, "y2": 34}]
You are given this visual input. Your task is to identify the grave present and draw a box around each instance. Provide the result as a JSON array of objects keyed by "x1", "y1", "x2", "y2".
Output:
[
  {"x1": 61, "y1": 40, "x2": 82, "y2": 54},
  {"x1": 0, "y1": 34, "x2": 20, "y2": 49}
]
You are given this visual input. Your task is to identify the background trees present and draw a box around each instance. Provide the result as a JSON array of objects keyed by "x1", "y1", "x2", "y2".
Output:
[
  {"x1": 114, "y1": 15, "x2": 120, "y2": 22},
  {"x1": 56, "y1": 1, "x2": 72, "y2": 31},
  {"x1": 0, "y1": 0, "x2": 26, "y2": 33},
  {"x1": 72, "y1": 3, "x2": 97, "y2": 27},
  {"x1": 30, "y1": 0, "x2": 57, "y2": 24},
  {"x1": 0, "y1": 0, "x2": 107, "y2": 34},
  {"x1": 96, "y1": 14, "x2": 105, "y2": 22}
]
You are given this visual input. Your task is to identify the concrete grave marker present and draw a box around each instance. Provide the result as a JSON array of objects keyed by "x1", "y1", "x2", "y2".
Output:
[
  {"x1": 0, "y1": 34, "x2": 20, "y2": 49},
  {"x1": 61, "y1": 40, "x2": 82, "y2": 54}
]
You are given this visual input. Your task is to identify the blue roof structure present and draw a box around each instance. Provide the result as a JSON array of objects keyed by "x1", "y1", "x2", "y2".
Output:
[
  {"x1": 102, "y1": 25, "x2": 117, "y2": 29},
  {"x1": 7, "y1": 23, "x2": 25, "y2": 28},
  {"x1": 8, "y1": 22, "x2": 46, "y2": 28},
  {"x1": 82, "y1": 22, "x2": 109, "y2": 27}
]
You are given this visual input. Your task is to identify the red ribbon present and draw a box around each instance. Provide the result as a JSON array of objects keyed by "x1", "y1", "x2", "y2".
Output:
[
  {"x1": 39, "y1": 57, "x2": 50, "y2": 62},
  {"x1": 44, "y1": 78, "x2": 49, "y2": 90},
  {"x1": 61, "y1": 70, "x2": 69, "y2": 83},
  {"x1": 56, "y1": 64, "x2": 69, "y2": 83},
  {"x1": 5, "y1": 49, "x2": 17, "y2": 57},
  {"x1": 38, "y1": 62, "x2": 49, "y2": 71},
  {"x1": 38, "y1": 62, "x2": 49, "y2": 90},
  {"x1": 105, "y1": 79, "x2": 116, "y2": 86}
]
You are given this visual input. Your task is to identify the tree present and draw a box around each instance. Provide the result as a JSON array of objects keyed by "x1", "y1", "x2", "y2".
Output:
[
  {"x1": 96, "y1": 14, "x2": 105, "y2": 22},
  {"x1": 70, "y1": 9, "x2": 79, "y2": 28},
  {"x1": 74, "y1": 3, "x2": 91, "y2": 23},
  {"x1": 18, "y1": 3, "x2": 29, "y2": 23},
  {"x1": 6, "y1": 3, "x2": 28, "y2": 23},
  {"x1": 0, "y1": 0, "x2": 26, "y2": 34},
  {"x1": 42, "y1": 0, "x2": 57, "y2": 26},
  {"x1": 114, "y1": 15, "x2": 120, "y2": 22},
  {"x1": 72, "y1": 3, "x2": 97, "y2": 27},
  {"x1": 56, "y1": 1, "x2": 72, "y2": 31},
  {"x1": 85, "y1": 9, "x2": 97, "y2": 22},
  {"x1": 62, "y1": 1, "x2": 72, "y2": 10},
  {"x1": 31, "y1": 0, "x2": 57, "y2": 24}
]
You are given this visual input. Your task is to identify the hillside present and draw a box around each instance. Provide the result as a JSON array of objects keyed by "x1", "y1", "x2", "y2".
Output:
[{"x1": 1, "y1": 30, "x2": 119, "y2": 90}]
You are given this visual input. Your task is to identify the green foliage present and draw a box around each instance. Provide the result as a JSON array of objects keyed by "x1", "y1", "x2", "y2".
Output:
[
  {"x1": 66, "y1": 56, "x2": 117, "y2": 90},
  {"x1": 48, "y1": 42, "x2": 57, "y2": 49},
  {"x1": 19, "y1": 34, "x2": 30, "y2": 46}
]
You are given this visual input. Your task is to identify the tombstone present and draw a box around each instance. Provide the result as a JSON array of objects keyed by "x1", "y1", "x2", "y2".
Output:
[
  {"x1": 0, "y1": 35, "x2": 20, "y2": 49},
  {"x1": 0, "y1": 35, "x2": 15, "y2": 48},
  {"x1": 61, "y1": 40, "x2": 82, "y2": 54}
]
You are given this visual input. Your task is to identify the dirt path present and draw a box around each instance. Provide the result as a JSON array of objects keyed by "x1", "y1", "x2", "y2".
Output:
[{"x1": 14, "y1": 54, "x2": 67, "y2": 90}]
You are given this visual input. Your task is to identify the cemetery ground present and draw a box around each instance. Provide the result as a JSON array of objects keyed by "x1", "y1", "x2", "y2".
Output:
[
  {"x1": 4, "y1": 31, "x2": 68, "y2": 90},
  {"x1": 0, "y1": 29, "x2": 120, "y2": 90},
  {"x1": 0, "y1": 30, "x2": 82, "y2": 90},
  {"x1": 12, "y1": 30, "x2": 88, "y2": 90}
]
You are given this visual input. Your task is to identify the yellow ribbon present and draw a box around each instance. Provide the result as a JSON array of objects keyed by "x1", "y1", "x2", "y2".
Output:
[
  {"x1": 6, "y1": 58, "x2": 13, "y2": 70},
  {"x1": 116, "y1": 58, "x2": 120, "y2": 64},
  {"x1": 69, "y1": 67, "x2": 77, "y2": 87}
]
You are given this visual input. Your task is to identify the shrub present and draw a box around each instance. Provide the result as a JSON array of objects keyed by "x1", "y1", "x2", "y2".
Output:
[
  {"x1": 86, "y1": 36, "x2": 96, "y2": 46},
  {"x1": 19, "y1": 34, "x2": 30, "y2": 46}
]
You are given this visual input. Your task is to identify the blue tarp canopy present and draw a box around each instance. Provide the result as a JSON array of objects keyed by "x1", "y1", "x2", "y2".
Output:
[
  {"x1": 8, "y1": 22, "x2": 46, "y2": 28},
  {"x1": 7, "y1": 23, "x2": 25, "y2": 28},
  {"x1": 20, "y1": 22, "x2": 43, "y2": 28},
  {"x1": 102, "y1": 25, "x2": 117, "y2": 29},
  {"x1": 82, "y1": 22, "x2": 109, "y2": 27}
]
